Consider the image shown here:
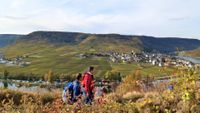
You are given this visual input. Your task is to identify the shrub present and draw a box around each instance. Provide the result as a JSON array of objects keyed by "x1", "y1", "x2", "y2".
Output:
[
  {"x1": 40, "y1": 93, "x2": 55, "y2": 105},
  {"x1": 116, "y1": 69, "x2": 142, "y2": 95},
  {"x1": 0, "y1": 68, "x2": 200, "y2": 113},
  {"x1": 104, "y1": 71, "x2": 122, "y2": 81}
]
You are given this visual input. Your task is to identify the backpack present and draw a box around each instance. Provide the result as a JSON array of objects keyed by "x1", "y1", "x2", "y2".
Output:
[
  {"x1": 62, "y1": 82, "x2": 74, "y2": 102},
  {"x1": 64, "y1": 82, "x2": 74, "y2": 92},
  {"x1": 73, "y1": 80, "x2": 82, "y2": 98}
]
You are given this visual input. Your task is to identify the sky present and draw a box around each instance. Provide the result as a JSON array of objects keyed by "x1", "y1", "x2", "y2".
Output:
[{"x1": 0, "y1": 0, "x2": 199, "y2": 39}]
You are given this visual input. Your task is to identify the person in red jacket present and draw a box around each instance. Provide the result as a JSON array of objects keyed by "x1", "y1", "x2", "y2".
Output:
[{"x1": 82, "y1": 66, "x2": 94, "y2": 104}]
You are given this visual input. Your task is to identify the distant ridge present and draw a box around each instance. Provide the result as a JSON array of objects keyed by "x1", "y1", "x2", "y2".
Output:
[
  {"x1": 0, "y1": 34, "x2": 23, "y2": 47},
  {"x1": 1, "y1": 31, "x2": 200, "y2": 53}
]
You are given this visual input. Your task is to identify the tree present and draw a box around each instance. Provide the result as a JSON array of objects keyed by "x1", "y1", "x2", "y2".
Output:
[
  {"x1": 117, "y1": 69, "x2": 142, "y2": 94},
  {"x1": 3, "y1": 70, "x2": 9, "y2": 80},
  {"x1": 2, "y1": 70, "x2": 9, "y2": 89},
  {"x1": 44, "y1": 70, "x2": 54, "y2": 83}
]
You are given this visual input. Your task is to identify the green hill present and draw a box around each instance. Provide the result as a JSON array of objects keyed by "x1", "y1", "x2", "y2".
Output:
[
  {"x1": 3, "y1": 31, "x2": 200, "y2": 54},
  {"x1": 21, "y1": 31, "x2": 143, "y2": 53},
  {"x1": 18, "y1": 31, "x2": 200, "y2": 53},
  {"x1": 0, "y1": 31, "x2": 199, "y2": 79}
]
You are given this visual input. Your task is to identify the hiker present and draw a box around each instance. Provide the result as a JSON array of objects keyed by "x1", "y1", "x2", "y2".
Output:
[
  {"x1": 168, "y1": 83, "x2": 174, "y2": 91},
  {"x1": 62, "y1": 73, "x2": 82, "y2": 104},
  {"x1": 82, "y1": 66, "x2": 95, "y2": 105},
  {"x1": 62, "y1": 81, "x2": 74, "y2": 104},
  {"x1": 91, "y1": 80, "x2": 95, "y2": 101},
  {"x1": 95, "y1": 86, "x2": 107, "y2": 104},
  {"x1": 72, "y1": 73, "x2": 82, "y2": 102}
]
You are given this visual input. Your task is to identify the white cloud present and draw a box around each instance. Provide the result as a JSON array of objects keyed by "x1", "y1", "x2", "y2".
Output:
[{"x1": 0, "y1": 0, "x2": 199, "y2": 39}]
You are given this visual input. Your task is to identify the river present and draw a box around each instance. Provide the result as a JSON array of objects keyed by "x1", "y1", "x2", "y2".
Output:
[
  {"x1": 0, "y1": 80, "x2": 62, "y2": 93},
  {"x1": 177, "y1": 56, "x2": 200, "y2": 64}
]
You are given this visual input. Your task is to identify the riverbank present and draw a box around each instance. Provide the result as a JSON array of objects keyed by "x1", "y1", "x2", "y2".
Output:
[{"x1": 177, "y1": 56, "x2": 200, "y2": 64}]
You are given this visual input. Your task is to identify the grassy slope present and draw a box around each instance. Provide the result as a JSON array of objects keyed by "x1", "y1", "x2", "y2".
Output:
[
  {"x1": 111, "y1": 62, "x2": 175, "y2": 77},
  {"x1": 77, "y1": 35, "x2": 142, "y2": 53},
  {"x1": 0, "y1": 35, "x2": 175, "y2": 79},
  {"x1": 0, "y1": 41, "x2": 113, "y2": 78},
  {"x1": 185, "y1": 48, "x2": 200, "y2": 59}
]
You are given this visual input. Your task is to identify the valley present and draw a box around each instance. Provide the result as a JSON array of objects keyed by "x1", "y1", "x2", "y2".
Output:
[
  {"x1": 0, "y1": 31, "x2": 200, "y2": 112},
  {"x1": 0, "y1": 31, "x2": 199, "y2": 81}
]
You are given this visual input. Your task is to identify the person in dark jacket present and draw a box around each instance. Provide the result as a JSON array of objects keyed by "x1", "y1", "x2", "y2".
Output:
[
  {"x1": 73, "y1": 73, "x2": 82, "y2": 102},
  {"x1": 62, "y1": 73, "x2": 82, "y2": 104}
]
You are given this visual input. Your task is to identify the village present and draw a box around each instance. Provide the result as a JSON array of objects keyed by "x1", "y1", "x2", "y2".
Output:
[
  {"x1": 0, "y1": 50, "x2": 199, "y2": 69},
  {"x1": 79, "y1": 51, "x2": 200, "y2": 68},
  {"x1": 0, "y1": 53, "x2": 31, "y2": 67}
]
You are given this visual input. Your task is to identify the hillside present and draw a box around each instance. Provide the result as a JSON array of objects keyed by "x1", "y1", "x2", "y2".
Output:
[
  {"x1": 20, "y1": 31, "x2": 143, "y2": 53},
  {"x1": 0, "y1": 34, "x2": 23, "y2": 47},
  {"x1": 186, "y1": 48, "x2": 200, "y2": 59},
  {"x1": 7, "y1": 31, "x2": 200, "y2": 53},
  {"x1": 0, "y1": 31, "x2": 199, "y2": 78},
  {"x1": 140, "y1": 36, "x2": 200, "y2": 52}
]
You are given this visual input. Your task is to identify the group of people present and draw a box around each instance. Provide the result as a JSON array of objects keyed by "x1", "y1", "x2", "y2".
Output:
[{"x1": 62, "y1": 66, "x2": 97, "y2": 105}]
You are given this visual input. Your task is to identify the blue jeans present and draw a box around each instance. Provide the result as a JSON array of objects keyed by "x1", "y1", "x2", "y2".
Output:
[
  {"x1": 85, "y1": 92, "x2": 92, "y2": 105},
  {"x1": 81, "y1": 87, "x2": 92, "y2": 105}
]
